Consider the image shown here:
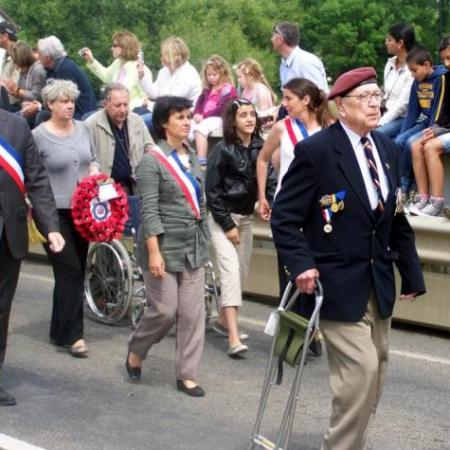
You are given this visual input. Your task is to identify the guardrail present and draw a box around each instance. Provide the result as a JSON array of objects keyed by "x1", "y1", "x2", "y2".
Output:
[
  {"x1": 29, "y1": 215, "x2": 450, "y2": 331},
  {"x1": 246, "y1": 215, "x2": 450, "y2": 331}
]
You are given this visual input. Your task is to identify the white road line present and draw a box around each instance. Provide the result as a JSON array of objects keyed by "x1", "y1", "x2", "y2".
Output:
[
  {"x1": 389, "y1": 349, "x2": 450, "y2": 366},
  {"x1": 240, "y1": 316, "x2": 450, "y2": 366},
  {"x1": 0, "y1": 433, "x2": 46, "y2": 450},
  {"x1": 20, "y1": 272, "x2": 450, "y2": 367}
]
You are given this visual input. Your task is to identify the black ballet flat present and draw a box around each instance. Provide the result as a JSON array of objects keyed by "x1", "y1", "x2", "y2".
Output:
[
  {"x1": 125, "y1": 351, "x2": 141, "y2": 382},
  {"x1": 176, "y1": 380, "x2": 205, "y2": 397}
]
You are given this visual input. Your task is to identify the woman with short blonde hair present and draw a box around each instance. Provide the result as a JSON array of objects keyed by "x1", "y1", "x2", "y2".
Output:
[{"x1": 138, "y1": 36, "x2": 202, "y2": 106}]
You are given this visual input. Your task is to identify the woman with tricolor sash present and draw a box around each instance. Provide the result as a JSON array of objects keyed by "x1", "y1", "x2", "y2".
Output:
[
  {"x1": 256, "y1": 78, "x2": 334, "y2": 355},
  {"x1": 126, "y1": 96, "x2": 208, "y2": 397}
]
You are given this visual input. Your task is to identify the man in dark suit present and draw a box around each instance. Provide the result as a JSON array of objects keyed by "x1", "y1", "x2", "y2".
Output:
[
  {"x1": 271, "y1": 67, "x2": 425, "y2": 450},
  {"x1": 0, "y1": 109, "x2": 65, "y2": 406}
]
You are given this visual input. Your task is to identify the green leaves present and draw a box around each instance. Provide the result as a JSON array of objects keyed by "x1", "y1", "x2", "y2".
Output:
[{"x1": 2, "y1": 0, "x2": 443, "y2": 90}]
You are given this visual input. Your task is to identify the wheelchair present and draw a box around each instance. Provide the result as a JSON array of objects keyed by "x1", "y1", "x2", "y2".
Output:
[{"x1": 84, "y1": 196, "x2": 221, "y2": 328}]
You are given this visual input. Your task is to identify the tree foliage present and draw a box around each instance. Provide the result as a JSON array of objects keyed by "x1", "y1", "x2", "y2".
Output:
[{"x1": 1, "y1": 0, "x2": 446, "y2": 92}]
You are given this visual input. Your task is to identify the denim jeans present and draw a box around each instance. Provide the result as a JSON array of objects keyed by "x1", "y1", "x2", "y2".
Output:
[
  {"x1": 377, "y1": 118, "x2": 404, "y2": 139},
  {"x1": 394, "y1": 122, "x2": 428, "y2": 192}
]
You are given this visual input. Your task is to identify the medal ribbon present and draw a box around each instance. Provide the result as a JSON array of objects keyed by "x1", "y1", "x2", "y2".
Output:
[
  {"x1": 0, "y1": 134, "x2": 25, "y2": 194},
  {"x1": 150, "y1": 147, "x2": 201, "y2": 219}
]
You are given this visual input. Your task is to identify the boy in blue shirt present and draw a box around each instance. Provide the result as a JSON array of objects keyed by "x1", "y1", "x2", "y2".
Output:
[{"x1": 394, "y1": 45, "x2": 447, "y2": 197}]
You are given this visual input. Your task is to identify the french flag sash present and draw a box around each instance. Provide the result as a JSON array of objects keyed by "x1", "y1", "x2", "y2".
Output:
[
  {"x1": 0, "y1": 134, "x2": 25, "y2": 194},
  {"x1": 150, "y1": 146, "x2": 201, "y2": 219},
  {"x1": 284, "y1": 117, "x2": 309, "y2": 148}
]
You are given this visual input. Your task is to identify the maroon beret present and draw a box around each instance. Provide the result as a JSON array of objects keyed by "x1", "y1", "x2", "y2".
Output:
[{"x1": 328, "y1": 67, "x2": 377, "y2": 100}]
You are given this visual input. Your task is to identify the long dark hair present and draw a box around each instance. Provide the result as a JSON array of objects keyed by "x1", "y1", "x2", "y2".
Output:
[
  {"x1": 283, "y1": 78, "x2": 334, "y2": 128},
  {"x1": 222, "y1": 98, "x2": 261, "y2": 144},
  {"x1": 152, "y1": 96, "x2": 192, "y2": 141},
  {"x1": 388, "y1": 22, "x2": 416, "y2": 52}
]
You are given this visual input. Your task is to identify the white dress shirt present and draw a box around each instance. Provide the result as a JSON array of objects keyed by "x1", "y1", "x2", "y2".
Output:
[
  {"x1": 340, "y1": 122, "x2": 389, "y2": 210},
  {"x1": 139, "y1": 61, "x2": 202, "y2": 106},
  {"x1": 379, "y1": 56, "x2": 414, "y2": 126}
]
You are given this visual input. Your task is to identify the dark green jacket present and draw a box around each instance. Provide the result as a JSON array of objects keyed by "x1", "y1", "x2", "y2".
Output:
[{"x1": 136, "y1": 140, "x2": 208, "y2": 272}]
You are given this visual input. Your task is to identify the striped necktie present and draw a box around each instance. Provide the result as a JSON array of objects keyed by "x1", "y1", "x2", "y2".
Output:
[{"x1": 360, "y1": 137, "x2": 384, "y2": 213}]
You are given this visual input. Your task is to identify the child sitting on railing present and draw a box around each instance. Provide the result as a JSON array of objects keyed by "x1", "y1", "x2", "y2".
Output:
[
  {"x1": 409, "y1": 35, "x2": 450, "y2": 217},
  {"x1": 191, "y1": 55, "x2": 237, "y2": 167}
]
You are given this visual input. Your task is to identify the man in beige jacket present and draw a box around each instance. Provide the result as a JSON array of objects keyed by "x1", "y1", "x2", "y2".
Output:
[{"x1": 85, "y1": 82, "x2": 155, "y2": 193}]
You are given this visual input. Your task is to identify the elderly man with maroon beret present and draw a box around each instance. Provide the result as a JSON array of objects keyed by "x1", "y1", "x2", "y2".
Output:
[{"x1": 271, "y1": 67, "x2": 425, "y2": 450}]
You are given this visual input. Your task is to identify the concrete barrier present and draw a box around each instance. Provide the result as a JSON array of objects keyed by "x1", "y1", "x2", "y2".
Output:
[
  {"x1": 245, "y1": 214, "x2": 450, "y2": 331},
  {"x1": 29, "y1": 215, "x2": 450, "y2": 330}
]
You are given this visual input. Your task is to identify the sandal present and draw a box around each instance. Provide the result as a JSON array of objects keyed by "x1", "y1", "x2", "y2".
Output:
[{"x1": 69, "y1": 340, "x2": 89, "y2": 358}]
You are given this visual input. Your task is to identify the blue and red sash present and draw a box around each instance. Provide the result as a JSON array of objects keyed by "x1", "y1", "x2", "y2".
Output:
[
  {"x1": 150, "y1": 146, "x2": 201, "y2": 219},
  {"x1": 0, "y1": 134, "x2": 25, "y2": 194},
  {"x1": 284, "y1": 118, "x2": 309, "y2": 147}
]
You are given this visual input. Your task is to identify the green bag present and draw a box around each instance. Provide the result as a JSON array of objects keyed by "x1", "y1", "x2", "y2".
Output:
[{"x1": 274, "y1": 311, "x2": 309, "y2": 367}]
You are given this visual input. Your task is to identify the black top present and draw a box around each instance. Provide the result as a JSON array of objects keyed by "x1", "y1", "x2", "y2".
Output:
[
  {"x1": 205, "y1": 136, "x2": 276, "y2": 232},
  {"x1": 109, "y1": 119, "x2": 132, "y2": 183},
  {"x1": 435, "y1": 71, "x2": 450, "y2": 129}
]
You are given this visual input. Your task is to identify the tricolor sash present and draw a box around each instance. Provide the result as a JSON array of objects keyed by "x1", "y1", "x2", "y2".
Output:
[
  {"x1": 284, "y1": 118, "x2": 309, "y2": 148},
  {"x1": 0, "y1": 134, "x2": 25, "y2": 194},
  {"x1": 150, "y1": 146, "x2": 201, "y2": 219}
]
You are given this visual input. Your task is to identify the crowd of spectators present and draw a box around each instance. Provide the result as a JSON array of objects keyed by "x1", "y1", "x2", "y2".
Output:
[{"x1": 0, "y1": 16, "x2": 449, "y2": 408}]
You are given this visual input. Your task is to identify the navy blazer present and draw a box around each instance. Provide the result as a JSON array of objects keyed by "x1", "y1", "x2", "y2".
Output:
[
  {"x1": 271, "y1": 121, "x2": 425, "y2": 321},
  {"x1": 0, "y1": 110, "x2": 59, "y2": 262}
]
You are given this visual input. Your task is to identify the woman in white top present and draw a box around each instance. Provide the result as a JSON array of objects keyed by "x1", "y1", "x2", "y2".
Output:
[
  {"x1": 378, "y1": 22, "x2": 416, "y2": 138},
  {"x1": 257, "y1": 78, "x2": 333, "y2": 327},
  {"x1": 257, "y1": 77, "x2": 334, "y2": 217},
  {"x1": 138, "y1": 36, "x2": 202, "y2": 106}
]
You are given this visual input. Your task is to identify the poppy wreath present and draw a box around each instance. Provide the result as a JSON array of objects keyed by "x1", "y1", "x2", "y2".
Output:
[{"x1": 71, "y1": 174, "x2": 129, "y2": 242}]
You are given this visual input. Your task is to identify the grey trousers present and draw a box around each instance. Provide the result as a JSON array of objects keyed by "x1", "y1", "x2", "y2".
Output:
[{"x1": 128, "y1": 263, "x2": 205, "y2": 381}]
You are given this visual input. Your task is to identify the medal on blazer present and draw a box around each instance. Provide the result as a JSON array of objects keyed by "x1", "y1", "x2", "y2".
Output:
[{"x1": 319, "y1": 190, "x2": 346, "y2": 233}]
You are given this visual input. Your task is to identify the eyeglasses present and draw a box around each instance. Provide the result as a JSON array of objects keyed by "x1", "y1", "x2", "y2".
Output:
[
  {"x1": 344, "y1": 92, "x2": 382, "y2": 103},
  {"x1": 111, "y1": 43, "x2": 121, "y2": 48}
]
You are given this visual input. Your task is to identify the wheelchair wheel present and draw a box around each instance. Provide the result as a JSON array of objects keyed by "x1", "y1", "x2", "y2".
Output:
[
  {"x1": 129, "y1": 284, "x2": 147, "y2": 329},
  {"x1": 204, "y1": 261, "x2": 221, "y2": 322},
  {"x1": 85, "y1": 240, "x2": 133, "y2": 324}
]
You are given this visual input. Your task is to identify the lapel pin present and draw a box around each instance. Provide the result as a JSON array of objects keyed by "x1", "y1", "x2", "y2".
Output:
[{"x1": 385, "y1": 162, "x2": 390, "y2": 170}]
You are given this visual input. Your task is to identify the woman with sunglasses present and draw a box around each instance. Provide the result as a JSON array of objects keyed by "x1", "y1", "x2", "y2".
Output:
[
  {"x1": 81, "y1": 31, "x2": 151, "y2": 112},
  {"x1": 206, "y1": 99, "x2": 275, "y2": 356}
]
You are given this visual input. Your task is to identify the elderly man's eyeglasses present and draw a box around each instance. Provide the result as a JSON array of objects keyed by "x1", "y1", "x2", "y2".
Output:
[{"x1": 344, "y1": 92, "x2": 382, "y2": 103}]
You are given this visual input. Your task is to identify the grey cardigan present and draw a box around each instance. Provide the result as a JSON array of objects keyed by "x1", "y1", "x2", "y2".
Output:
[
  {"x1": 32, "y1": 121, "x2": 98, "y2": 208},
  {"x1": 18, "y1": 61, "x2": 47, "y2": 102},
  {"x1": 136, "y1": 140, "x2": 208, "y2": 272}
]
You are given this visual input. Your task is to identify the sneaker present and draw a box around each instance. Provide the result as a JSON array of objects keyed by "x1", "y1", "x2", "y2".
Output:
[
  {"x1": 409, "y1": 195, "x2": 429, "y2": 216},
  {"x1": 413, "y1": 197, "x2": 444, "y2": 217},
  {"x1": 210, "y1": 319, "x2": 249, "y2": 341}
]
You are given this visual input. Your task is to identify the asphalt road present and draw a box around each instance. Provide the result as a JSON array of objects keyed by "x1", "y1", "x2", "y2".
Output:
[{"x1": 0, "y1": 258, "x2": 449, "y2": 450}]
